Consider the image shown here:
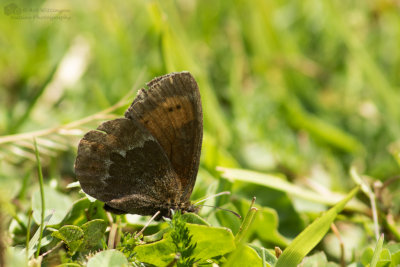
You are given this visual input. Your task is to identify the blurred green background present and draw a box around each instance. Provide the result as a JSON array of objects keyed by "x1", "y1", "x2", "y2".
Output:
[{"x1": 1, "y1": 0, "x2": 400, "y2": 263}]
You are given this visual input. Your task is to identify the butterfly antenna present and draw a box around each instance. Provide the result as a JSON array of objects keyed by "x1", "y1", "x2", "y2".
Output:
[
  {"x1": 196, "y1": 204, "x2": 241, "y2": 219},
  {"x1": 193, "y1": 191, "x2": 231, "y2": 205}
]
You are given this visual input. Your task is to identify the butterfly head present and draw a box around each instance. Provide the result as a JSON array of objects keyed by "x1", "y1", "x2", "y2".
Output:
[{"x1": 160, "y1": 201, "x2": 199, "y2": 218}]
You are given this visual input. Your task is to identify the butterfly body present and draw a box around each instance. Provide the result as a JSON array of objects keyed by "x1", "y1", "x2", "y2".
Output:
[{"x1": 75, "y1": 72, "x2": 202, "y2": 217}]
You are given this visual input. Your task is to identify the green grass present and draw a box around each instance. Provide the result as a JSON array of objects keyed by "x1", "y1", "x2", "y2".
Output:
[{"x1": 1, "y1": 0, "x2": 400, "y2": 266}]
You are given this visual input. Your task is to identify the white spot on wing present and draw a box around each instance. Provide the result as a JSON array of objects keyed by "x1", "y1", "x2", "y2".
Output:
[
  {"x1": 131, "y1": 130, "x2": 156, "y2": 148},
  {"x1": 118, "y1": 150, "x2": 126, "y2": 157}
]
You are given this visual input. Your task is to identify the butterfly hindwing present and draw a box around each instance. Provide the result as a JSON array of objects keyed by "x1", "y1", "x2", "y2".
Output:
[{"x1": 75, "y1": 117, "x2": 182, "y2": 214}]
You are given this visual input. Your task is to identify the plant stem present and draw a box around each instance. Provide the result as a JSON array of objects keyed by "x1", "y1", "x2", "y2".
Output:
[{"x1": 34, "y1": 138, "x2": 45, "y2": 258}]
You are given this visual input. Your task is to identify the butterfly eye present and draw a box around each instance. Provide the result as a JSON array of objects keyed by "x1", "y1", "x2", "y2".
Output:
[
  {"x1": 176, "y1": 104, "x2": 181, "y2": 110},
  {"x1": 168, "y1": 107, "x2": 174, "y2": 112}
]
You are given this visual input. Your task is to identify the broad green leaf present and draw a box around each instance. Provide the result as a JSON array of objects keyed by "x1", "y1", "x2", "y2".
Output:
[
  {"x1": 219, "y1": 167, "x2": 367, "y2": 213},
  {"x1": 51, "y1": 219, "x2": 107, "y2": 255},
  {"x1": 391, "y1": 251, "x2": 400, "y2": 266},
  {"x1": 135, "y1": 223, "x2": 235, "y2": 265},
  {"x1": 378, "y1": 249, "x2": 391, "y2": 267},
  {"x1": 87, "y1": 250, "x2": 128, "y2": 267},
  {"x1": 275, "y1": 186, "x2": 359, "y2": 266},
  {"x1": 300, "y1": 252, "x2": 339, "y2": 267},
  {"x1": 32, "y1": 185, "x2": 73, "y2": 225},
  {"x1": 182, "y1": 212, "x2": 210, "y2": 226},
  {"x1": 224, "y1": 244, "x2": 264, "y2": 267},
  {"x1": 248, "y1": 244, "x2": 277, "y2": 266},
  {"x1": 61, "y1": 198, "x2": 91, "y2": 226},
  {"x1": 62, "y1": 198, "x2": 108, "y2": 226},
  {"x1": 6, "y1": 247, "x2": 28, "y2": 267},
  {"x1": 387, "y1": 243, "x2": 400, "y2": 266},
  {"x1": 81, "y1": 219, "x2": 107, "y2": 251},
  {"x1": 51, "y1": 225, "x2": 84, "y2": 255},
  {"x1": 252, "y1": 206, "x2": 289, "y2": 247},
  {"x1": 188, "y1": 224, "x2": 235, "y2": 259},
  {"x1": 361, "y1": 247, "x2": 374, "y2": 265},
  {"x1": 134, "y1": 235, "x2": 175, "y2": 266}
]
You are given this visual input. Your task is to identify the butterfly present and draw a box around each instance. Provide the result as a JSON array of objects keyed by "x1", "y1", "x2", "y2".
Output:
[{"x1": 74, "y1": 72, "x2": 203, "y2": 218}]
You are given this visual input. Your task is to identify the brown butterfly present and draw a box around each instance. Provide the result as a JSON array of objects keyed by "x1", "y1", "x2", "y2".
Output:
[{"x1": 74, "y1": 72, "x2": 202, "y2": 217}]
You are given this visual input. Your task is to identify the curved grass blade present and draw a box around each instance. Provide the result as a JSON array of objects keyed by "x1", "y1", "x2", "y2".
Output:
[
  {"x1": 275, "y1": 186, "x2": 359, "y2": 267},
  {"x1": 218, "y1": 167, "x2": 367, "y2": 213}
]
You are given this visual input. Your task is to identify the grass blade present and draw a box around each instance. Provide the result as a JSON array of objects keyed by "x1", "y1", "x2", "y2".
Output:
[
  {"x1": 218, "y1": 167, "x2": 367, "y2": 212},
  {"x1": 275, "y1": 186, "x2": 359, "y2": 267},
  {"x1": 350, "y1": 167, "x2": 380, "y2": 240},
  {"x1": 22, "y1": 212, "x2": 54, "y2": 259},
  {"x1": 33, "y1": 138, "x2": 45, "y2": 258},
  {"x1": 370, "y1": 234, "x2": 384, "y2": 267}
]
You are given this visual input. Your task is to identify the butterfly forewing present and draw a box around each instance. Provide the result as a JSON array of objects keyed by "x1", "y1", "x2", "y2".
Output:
[{"x1": 125, "y1": 72, "x2": 203, "y2": 202}]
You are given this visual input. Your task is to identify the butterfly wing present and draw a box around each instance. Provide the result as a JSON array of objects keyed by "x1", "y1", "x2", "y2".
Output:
[
  {"x1": 125, "y1": 72, "x2": 203, "y2": 203},
  {"x1": 75, "y1": 117, "x2": 182, "y2": 215}
]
